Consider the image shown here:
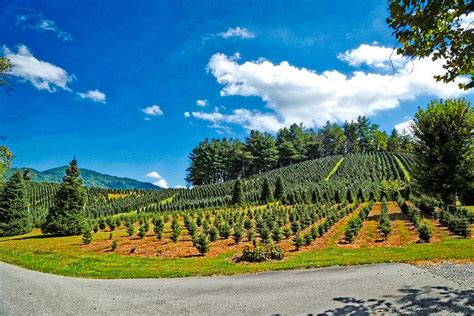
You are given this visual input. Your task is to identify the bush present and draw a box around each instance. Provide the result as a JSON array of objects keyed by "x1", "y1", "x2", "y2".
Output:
[
  {"x1": 111, "y1": 239, "x2": 117, "y2": 251},
  {"x1": 195, "y1": 233, "x2": 210, "y2": 255},
  {"x1": 293, "y1": 233, "x2": 304, "y2": 250},
  {"x1": 126, "y1": 221, "x2": 134, "y2": 237},
  {"x1": 208, "y1": 225, "x2": 219, "y2": 241},
  {"x1": 82, "y1": 224, "x2": 92, "y2": 245},
  {"x1": 240, "y1": 242, "x2": 284, "y2": 262},
  {"x1": 138, "y1": 224, "x2": 146, "y2": 239},
  {"x1": 418, "y1": 220, "x2": 433, "y2": 242}
]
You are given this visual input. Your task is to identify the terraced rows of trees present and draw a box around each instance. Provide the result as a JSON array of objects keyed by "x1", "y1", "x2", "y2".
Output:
[{"x1": 186, "y1": 118, "x2": 413, "y2": 185}]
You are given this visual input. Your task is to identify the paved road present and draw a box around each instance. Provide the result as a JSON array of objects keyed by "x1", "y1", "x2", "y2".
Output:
[{"x1": 0, "y1": 261, "x2": 472, "y2": 315}]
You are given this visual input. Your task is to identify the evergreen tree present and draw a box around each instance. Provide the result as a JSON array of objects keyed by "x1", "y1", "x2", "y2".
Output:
[
  {"x1": 0, "y1": 171, "x2": 31, "y2": 236},
  {"x1": 260, "y1": 178, "x2": 272, "y2": 204},
  {"x1": 42, "y1": 159, "x2": 86, "y2": 236},
  {"x1": 231, "y1": 179, "x2": 243, "y2": 205},
  {"x1": 195, "y1": 233, "x2": 210, "y2": 255},
  {"x1": 274, "y1": 176, "x2": 284, "y2": 201},
  {"x1": 170, "y1": 216, "x2": 181, "y2": 242},
  {"x1": 82, "y1": 222, "x2": 92, "y2": 244}
]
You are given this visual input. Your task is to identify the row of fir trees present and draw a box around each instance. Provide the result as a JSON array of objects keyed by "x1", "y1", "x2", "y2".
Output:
[{"x1": 0, "y1": 159, "x2": 87, "y2": 237}]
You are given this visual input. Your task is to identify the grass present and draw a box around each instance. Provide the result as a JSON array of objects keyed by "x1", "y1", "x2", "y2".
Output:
[
  {"x1": 394, "y1": 156, "x2": 411, "y2": 182},
  {"x1": 0, "y1": 228, "x2": 472, "y2": 279},
  {"x1": 324, "y1": 157, "x2": 344, "y2": 181}
]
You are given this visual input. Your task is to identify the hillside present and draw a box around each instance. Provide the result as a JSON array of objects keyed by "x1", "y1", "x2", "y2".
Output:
[{"x1": 9, "y1": 166, "x2": 158, "y2": 190}]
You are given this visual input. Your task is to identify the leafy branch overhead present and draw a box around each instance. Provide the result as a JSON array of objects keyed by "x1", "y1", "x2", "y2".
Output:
[{"x1": 387, "y1": 0, "x2": 473, "y2": 90}]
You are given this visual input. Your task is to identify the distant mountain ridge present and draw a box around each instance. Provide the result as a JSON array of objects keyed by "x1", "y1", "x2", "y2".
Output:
[{"x1": 8, "y1": 166, "x2": 159, "y2": 190}]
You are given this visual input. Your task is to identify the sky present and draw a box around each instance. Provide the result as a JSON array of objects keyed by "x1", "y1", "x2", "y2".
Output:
[{"x1": 0, "y1": 0, "x2": 472, "y2": 188}]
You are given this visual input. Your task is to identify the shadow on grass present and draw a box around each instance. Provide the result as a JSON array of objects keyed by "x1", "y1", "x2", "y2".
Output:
[
  {"x1": 0, "y1": 234, "x2": 56, "y2": 242},
  {"x1": 317, "y1": 286, "x2": 473, "y2": 315}
]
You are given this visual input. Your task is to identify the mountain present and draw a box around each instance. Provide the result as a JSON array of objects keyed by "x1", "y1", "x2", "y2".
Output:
[{"x1": 8, "y1": 166, "x2": 159, "y2": 190}]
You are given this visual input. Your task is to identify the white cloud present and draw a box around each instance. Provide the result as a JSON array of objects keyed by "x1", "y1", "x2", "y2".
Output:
[
  {"x1": 142, "y1": 105, "x2": 163, "y2": 116},
  {"x1": 175, "y1": 185, "x2": 186, "y2": 189},
  {"x1": 337, "y1": 43, "x2": 407, "y2": 69},
  {"x1": 146, "y1": 171, "x2": 162, "y2": 179},
  {"x1": 192, "y1": 109, "x2": 285, "y2": 132},
  {"x1": 219, "y1": 27, "x2": 255, "y2": 39},
  {"x1": 154, "y1": 178, "x2": 169, "y2": 189},
  {"x1": 3, "y1": 45, "x2": 74, "y2": 92},
  {"x1": 196, "y1": 99, "x2": 208, "y2": 107},
  {"x1": 77, "y1": 89, "x2": 106, "y2": 103},
  {"x1": 395, "y1": 120, "x2": 414, "y2": 136},
  {"x1": 184, "y1": 111, "x2": 190, "y2": 118},
  {"x1": 204, "y1": 45, "x2": 469, "y2": 130},
  {"x1": 15, "y1": 12, "x2": 72, "y2": 42}
]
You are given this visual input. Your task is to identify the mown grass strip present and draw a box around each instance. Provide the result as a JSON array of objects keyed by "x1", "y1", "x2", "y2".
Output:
[
  {"x1": 395, "y1": 156, "x2": 411, "y2": 182},
  {"x1": 324, "y1": 157, "x2": 344, "y2": 181}
]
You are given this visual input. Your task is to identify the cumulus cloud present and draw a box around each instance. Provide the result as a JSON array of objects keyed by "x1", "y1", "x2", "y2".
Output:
[
  {"x1": 199, "y1": 44, "x2": 469, "y2": 131},
  {"x1": 3, "y1": 45, "x2": 74, "y2": 92},
  {"x1": 154, "y1": 178, "x2": 169, "y2": 189},
  {"x1": 77, "y1": 89, "x2": 106, "y2": 103},
  {"x1": 192, "y1": 109, "x2": 285, "y2": 132},
  {"x1": 219, "y1": 27, "x2": 255, "y2": 39},
  {"x1": 145, "y1": 171, "x2": 162, "y2": 179},
  {"x1": 395, "y1": 120, "x2": 414, "y2": 136},
  {"x1": 175, "y1": 185, "x2": 186, "y2": 189},
  {"x1": 146, "y1": 171, "x2": 169, "y2": 188},
  {"x1": 15, "y1": 12, "x2": 73, "y2": 42},
  {"x1": 196, "y1": 99, "x2": 208, "y2": 107},
  {"x1": 142, "y1": 105, "x2": 163, "y2": 116},
  {"x1": 337, "y1": 43, "x2": 407, "y2": 69},
  {"x1": 184, "y1": 111, "x2": 190, "y2": 118}
]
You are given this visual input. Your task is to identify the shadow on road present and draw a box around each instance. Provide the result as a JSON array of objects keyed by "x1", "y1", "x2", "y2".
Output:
[{"x1": 317, "y1": 286, "x2": 473, "y2": 315}]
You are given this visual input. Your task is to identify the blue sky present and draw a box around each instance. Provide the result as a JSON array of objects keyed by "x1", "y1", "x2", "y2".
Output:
[{"x1": 1, "y1": 0, "x2": 472, "y2": 188}]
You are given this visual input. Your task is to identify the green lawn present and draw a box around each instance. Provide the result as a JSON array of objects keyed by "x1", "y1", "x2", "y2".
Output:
[{"x1": 0, "y1": 229, "x2": 472, "y2": 279}]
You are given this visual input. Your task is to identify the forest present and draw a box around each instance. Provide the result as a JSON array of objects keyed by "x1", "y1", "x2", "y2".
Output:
[{"x1": 186, "y1": 117, "x2": 412, "y2": 185}]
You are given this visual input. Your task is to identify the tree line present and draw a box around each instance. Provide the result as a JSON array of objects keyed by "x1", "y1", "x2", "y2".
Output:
[{"x1": 186, "y1": 117, "x2": 412, "y2": 185}]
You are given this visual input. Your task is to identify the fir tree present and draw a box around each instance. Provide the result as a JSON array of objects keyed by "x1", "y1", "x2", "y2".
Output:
[
  {"x1": 231, "y1": 179, "x2": 243, "y2": 205},
  {"x1": 170, "y1": 216, "x2": 181, "y2": 242},
  {"x1": 260, "y1": 178, "x2": 272, "y2": 204},
  {"x1": 0, "y1": 171, "x2": 31, "y2": 236},
  {"x1": 274, "y1": 176, "x2": 284, "y2": 201},
  {"x1": 195, "y1": 233, "x2": 210, "y2": 255},
  {"x1": 42, "y1": 159, "x2": 86, "y2": 236}
]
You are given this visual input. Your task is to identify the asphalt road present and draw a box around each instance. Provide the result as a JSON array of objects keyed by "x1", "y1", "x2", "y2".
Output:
[{"x1": 0, "y1": 261, "x2": 472, "y2": 315}]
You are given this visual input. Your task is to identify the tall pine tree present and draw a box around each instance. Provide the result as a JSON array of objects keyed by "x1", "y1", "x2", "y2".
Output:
[
  {"x1": 260, "y1": 178, "x2": 272, "y2": 204},
  {"x1": 42, "y1": 159, "x2": 86, "y2": 236},
  {"x1": 274, "y1": 176, "x2": 284, "y2": 201},
  {"x1": 231, "y1": 179, "x2": 243, "y2": 205},
  {"x1": 0, "y1": 171, "x2": 31, "y2": 236}
]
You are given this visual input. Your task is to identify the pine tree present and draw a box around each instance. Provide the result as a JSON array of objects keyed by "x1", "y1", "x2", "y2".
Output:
[
  {"x1": 42, "y1": 159, "x2": 86, "y2": 236},
  {"x1": 82, "y1": 222, "x2": 92, "y2": 244},
  {"x1": 0, "y1": 171, "x2": 31, "y2": 236},
  {"x1": 274, "y1": 176, "x2": 284, "y2": 201},
  {"x1": 231, "y1": 179, "x2": 243, "y2": 205},
  {"x1": 170, "y1": 216, "x2": 181, "y2": 242},
  {"x1": 260, "y1": 178, "x2": 272, "y2": 204},
  {"x1": 195, "y1": 233, "x2": 210, "y2": 255},
  {"x1": 153, "y1": 217, "x2": 164, "y2": 239}
]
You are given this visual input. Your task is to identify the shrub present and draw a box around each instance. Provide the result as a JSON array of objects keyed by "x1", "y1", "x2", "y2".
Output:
[
  {"x1": 293, "y1": 233, "x2": 304, "y2": 250},
  {"x1": 271, "y1": 225, "x2": 283, "y2": 243},
  {"x1": 138, "y1": 224, "x2": 146, "y2": 239},
  {"x1": 153, "y1": 217, "x2": 164, "y2": 240},
  {"x1": 283, "y1": 226, "x2": 292, "y2": 239},
  {"x1": 82, "y1": 224, "x2": 92, "y2": 245},
  {"x1": 240, "y1": 242, "x2": 284, "y2": 262},
  {"x1": 106, "y1": 217, "x2": 116, "y2": 231},
  {"x1": 208, "y1": 225, "x2": 219, "y2": 241},
  {"x1": 195, "y1": 233, "x2": 210, "y2": 255},
  {"x1": 98, "y1": 217, "x2": 106, "y2": 230},
  {"x1": 219, "y1": 222, "x2": 231, "y2": 239},
  {"x1": 126, "y1": 221, "x2": 134, "y2": 237},
  {"x1": 233, "y1": 225, "x2": 244, "y2": 244},
  {"x1": 111, "y1": 239, "x2": 117, "y2": 251},
  {"x1": 418, "y1": 220, "x2": 433, "y2": 242}
]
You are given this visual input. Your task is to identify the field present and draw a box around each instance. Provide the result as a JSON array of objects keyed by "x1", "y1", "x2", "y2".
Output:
[
  {"x1": 0, "y1": 201, "x2": 472, "y2": 278},
  {"x1": 1, "y1": 152, "x2": 472, "y2": 278}
]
